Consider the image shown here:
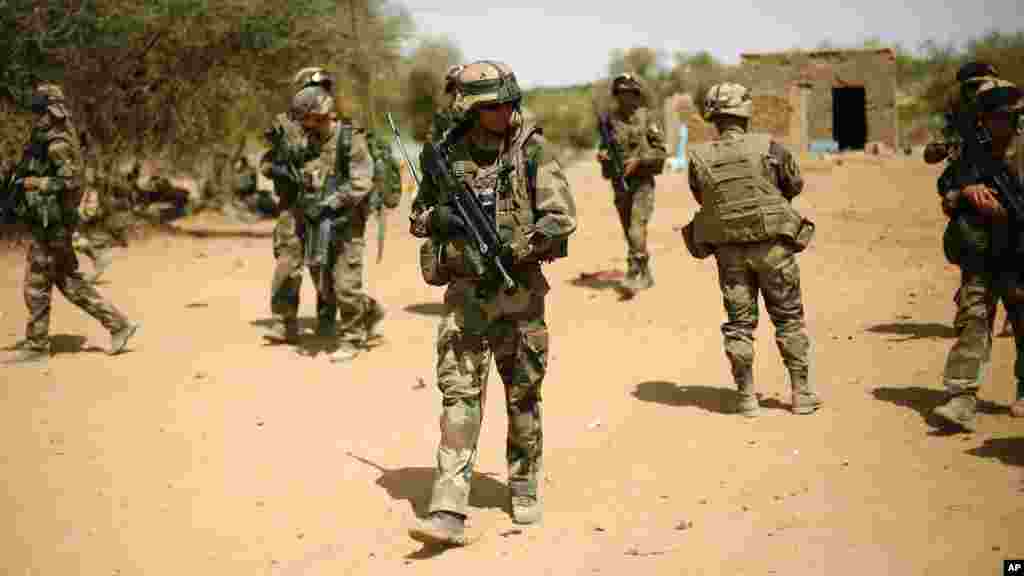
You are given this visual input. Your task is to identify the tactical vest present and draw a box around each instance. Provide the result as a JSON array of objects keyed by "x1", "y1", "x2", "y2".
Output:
[
  {"x1": 689, "y1": 133, "x2": 803, "y2": 247},
  {"x1": 431, "y1": 124, "x2": 565, "y2": 282},
  {"x1": 19, "y1": 128, "x2": 83, "y2": 230},
  {"x1": 611, "y1": 107, "x2": 663, "y2": 178},
  {"x1": 300, "y1": 120, "x2": 352, "y2": 217}
]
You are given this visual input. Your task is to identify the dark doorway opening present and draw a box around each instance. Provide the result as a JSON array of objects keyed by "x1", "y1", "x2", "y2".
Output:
[{"x1": 832, "y1": 87, "x2": 867, "y2": 150}]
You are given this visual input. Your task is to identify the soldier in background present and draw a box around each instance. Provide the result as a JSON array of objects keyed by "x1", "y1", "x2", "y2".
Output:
[
  {"x1": 597, "y1": 73, "x2": 667, "y2": 296},
  {"x1": 4, "y1": 83, "x2": 138, "y2": 364}
]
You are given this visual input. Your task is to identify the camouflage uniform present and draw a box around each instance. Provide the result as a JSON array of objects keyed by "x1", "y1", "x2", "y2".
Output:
[
  {"x1": 71, "y1": 160, "x2": 114, "y2": 282},
  {"x1": 933, "y1": 78, "x2": 1024, "y2": 429},
  {"x1": 685, "y1": 82, "x2": 820, "y2": 416},
  {"x1": 294, "y1": 87, "x2": 381, "y2": 361},
  {"x1": 408, "y1": 61, "x2": 576, "y2": 545},
  {"x1": 599, "y1": 73, "x2": 667, "y2": 293},
  {"x1": 365, "y1": 130, "x2": 403, "y2": 262},
  {"x1": 261, "y1": 112, "x2": 309, "y2": 343},
  {"x1": 5, "y1": 84, "x2": 136, "y2": 364}
]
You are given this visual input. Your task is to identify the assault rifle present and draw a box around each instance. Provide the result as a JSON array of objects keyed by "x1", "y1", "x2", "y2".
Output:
[
  {"x1": 953, "y1": 100, "x2": 1024, "y2": 223},
  {"x1": 422, "y1": 118, "x2": 517, "y2": 294},
  {"x1": 596, "y1": 111, "x2": 630, "y2": 194}
]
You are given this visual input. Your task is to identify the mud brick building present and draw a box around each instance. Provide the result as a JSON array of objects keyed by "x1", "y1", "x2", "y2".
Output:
[{"x1": 735, "y1": 47, "x2": 899, "y2": 151}]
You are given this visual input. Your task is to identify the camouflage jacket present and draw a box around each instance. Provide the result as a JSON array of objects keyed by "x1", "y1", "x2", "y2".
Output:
[
  {"x1": 366, "y1": 130, "x2": 402, "y2": 209},
  {"x1": 17, "y1": 121, "x2": 85, "y2": 235},
  {"x1": 599, "y1": 105, "x2": 668, "y2": 180},
  {"x1": 260, "y1": 113, "x2": 309, "y2": 210},
  {"x1": 939, "y1": 135, "x2": 1024, "y2": 271},
  {"x1": 409, "y1": 123, "x2": 577, "y2": 281},
  {"x1": 301, "y1": 119, "x2": 374, "y2": 220}
]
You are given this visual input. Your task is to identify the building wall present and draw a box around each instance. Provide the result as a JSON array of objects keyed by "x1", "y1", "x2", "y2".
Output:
[{"x1": 736, "y1": 50, "x2": 897, "y2": 149}]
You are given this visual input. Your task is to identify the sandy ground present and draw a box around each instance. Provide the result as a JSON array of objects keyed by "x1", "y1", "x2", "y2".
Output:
[{"x1": 1, "y1": 154, "x2": 1022, "y2": 576}]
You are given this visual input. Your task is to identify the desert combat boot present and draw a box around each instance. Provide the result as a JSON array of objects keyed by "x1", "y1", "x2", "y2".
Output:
[
  {"x1": 511, "y1": 494, "x2": 542, "y2": 525},
  {"x1": 734, "y1": 368, "x2": 759, "y2": 417},
  {"x1": 4, "y1": 344, "x2": 50, "y2": 365},
  {"x1": 265, "y1": 320, "x2": 299, "y2": 344},
  {"x1": 109, "y1": 324, "x2": 139, "y2": 355},
  {"x1": 790, "y1": 370, "x2": 823, "y2": 415},
  {"x1": 409, "y1": 511, "x2": 466, "y2": 546},
  {"x1": 932, "y1": 393, "x2": 978, "y2": 432}
]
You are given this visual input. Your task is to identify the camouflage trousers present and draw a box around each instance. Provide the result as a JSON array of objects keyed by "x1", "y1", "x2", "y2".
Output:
[
  {"x1": 23, "y1": 233, "x2": 131, "y2": 350},
  {"x1": 429, "y1": 270, "x2": 549, "y2": 517},
  {"x1": 270, "y1": 210, "x2": 304, "y2": 327},
  {"x1": 714, "y1": 241, "x2": 811, "y2": 391},
  {"x1": 942, "y1": 270, "x2": 1024, "y2": 396},
  {"x1": 614, "y1": 177, "x2": 655, "y2": 272},
  {"x1": 271, "y1": 208, "x2": 382, "y2": 342},
  {"x1": 310, "y1": 208, "x2": 382, "y2": 343},
  {"x1": 71, "y1": 227, "x2": 113, "y2": 264}
]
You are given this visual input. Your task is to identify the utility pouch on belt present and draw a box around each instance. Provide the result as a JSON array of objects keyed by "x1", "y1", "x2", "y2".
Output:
[
  {"x1": 790, "y1": 217, "x2": 815, "y2": 253},
  {"x1": 419, "y1": 238, "x2": 450, "y2": 286}
]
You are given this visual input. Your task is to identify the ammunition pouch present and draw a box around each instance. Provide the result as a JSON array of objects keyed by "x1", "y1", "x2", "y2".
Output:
[
  {"x1": 788, "y1": 217, "x2": 816, "y2": 253},
  {"x1": 681, "y1": 220, "x2": 713, "y2": 259},
  {"x1": 419, "y1": 237, "x2": 450, "y2": 286}
]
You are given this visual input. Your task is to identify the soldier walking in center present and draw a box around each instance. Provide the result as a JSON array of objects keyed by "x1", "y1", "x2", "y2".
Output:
[
  {"x1": 407, "y1": 61, "x2": 576, "y2": 545},
  {"x1": 682, "y1": 82, "x2": 821, "y2": 417}
]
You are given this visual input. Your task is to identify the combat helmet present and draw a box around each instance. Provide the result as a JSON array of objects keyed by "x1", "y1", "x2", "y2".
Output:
[
  {"x1": 453, "y1": 60, "x2": 521, "y2": 115},
  {"x1": 974, "y1": 78, "x2": 1023, "y2": 116},
  {"x1": 611, "y1": 73, "x2": 645, "y2": 96},
  {"x1": 956, "y1": 61, "x2": 999, "y2": 84},
  {"x1": 293, "y1": 67, "x2": 335, "y2": 93},
  {"x1": 290, "y1": 85, "x2": 335, "y2": 118},
  {"x1": 444, "y1": 64, "x2": 464, "y2": 96},
  {"x1": 703, "y1": 82, "x2": 752, "y2": 120}
]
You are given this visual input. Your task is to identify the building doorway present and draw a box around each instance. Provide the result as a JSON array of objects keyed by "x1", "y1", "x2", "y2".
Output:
[{"x1": 832, "y1": 87, "x2": 867, "y2": 150}]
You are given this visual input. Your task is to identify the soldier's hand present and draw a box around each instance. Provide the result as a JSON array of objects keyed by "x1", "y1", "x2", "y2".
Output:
[
  {"x1": 963, "y1": 184, "x2": 1006, "y2": 218},
  {"x1": 597, "y1": 150, "x2": 609, "y2": 162},
  {"x1": 623, "y1": 158, "x2": 639, "y2": 177}
]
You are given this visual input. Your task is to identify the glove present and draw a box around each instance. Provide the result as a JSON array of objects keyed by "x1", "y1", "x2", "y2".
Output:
[{"x1": 429, "y1": 205, "x2": 466, "y2": 238}]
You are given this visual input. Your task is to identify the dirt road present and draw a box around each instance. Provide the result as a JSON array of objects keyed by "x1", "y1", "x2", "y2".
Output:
[{"x1": 1, "y1": 154, "x2": 1021, "y2": 575}]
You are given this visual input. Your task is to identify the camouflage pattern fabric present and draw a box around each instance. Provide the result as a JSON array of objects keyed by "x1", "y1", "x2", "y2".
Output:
[
  {"x1": 15, "y1": 98, "x2": 132, "y2": 350},
  {"x1": 429, "y1": 277, "x2": 548, "y2": 515},
  {"x1": 940, "y1": 133, "x2": 1024, "y2": 398},
  {"x1": 942, "y1": 271, "x2": 1024, "y2": 394},
  {"x1": 308, "y1": 205, "x2": 381, "y2": 342},
  {"x1": 714, "y1": 241, "x2": 812, "y2": 393},
  {"x1": 601, "y1": 106, "x2": 666, "y2": 273},
  {"x1": 409, "y1": 121, "x2": 576, "y2": 517},
  {"x1": 23, "y1": 237, "x2": 131, "y2": 350},
  {"x1": 614, "y1": 178, "x2": 654, "y2": 275},
  {"x1": 302, "y1": 119, "x2": 378, "y2": 341},
  {"x1": 270, "y1": 209, "x2": 304, "y2": 328}
]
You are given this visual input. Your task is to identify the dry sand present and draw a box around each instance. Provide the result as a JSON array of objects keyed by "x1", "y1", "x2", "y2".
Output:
[{"x1": 1, "y1": 153, "x2": 1022, "y2": 575}]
